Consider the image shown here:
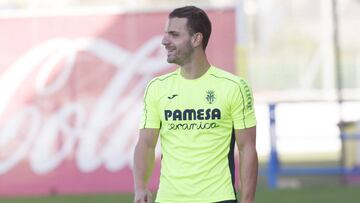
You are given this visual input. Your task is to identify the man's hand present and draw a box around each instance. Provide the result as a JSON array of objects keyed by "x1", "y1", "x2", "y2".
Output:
[{"x1": 134, "y1": 188, "x2": 153, "y2": 203}]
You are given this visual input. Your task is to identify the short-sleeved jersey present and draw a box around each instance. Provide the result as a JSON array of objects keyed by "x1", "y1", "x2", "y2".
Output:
[{"x1": 140, "y1": 66, "x2": 256, "y2": 203}]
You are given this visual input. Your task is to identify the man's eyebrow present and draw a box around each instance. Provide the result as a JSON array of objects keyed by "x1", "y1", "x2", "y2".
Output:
[{"x1": 166, "y1": 30, "x2": 179, "y2": 34}]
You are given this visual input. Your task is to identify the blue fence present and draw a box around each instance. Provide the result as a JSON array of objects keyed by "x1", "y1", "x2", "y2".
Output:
[{"x1": 265, "y1": 103, "x2": 360, "y2": 188}]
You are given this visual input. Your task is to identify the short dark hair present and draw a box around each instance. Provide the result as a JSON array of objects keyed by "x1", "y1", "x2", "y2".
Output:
[{"x1": 169, "y1": 6, "x2": 212, "y2": 50}]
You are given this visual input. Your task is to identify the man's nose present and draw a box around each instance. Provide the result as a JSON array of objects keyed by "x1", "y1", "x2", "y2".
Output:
[{"x1": 161, "y1": 35, "x2": 169, "y2": 46}]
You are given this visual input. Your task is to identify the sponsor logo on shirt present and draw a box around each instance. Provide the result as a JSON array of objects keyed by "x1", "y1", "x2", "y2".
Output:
[
  {"x1": 168, "y1": 122, "x2": 220, "y2": 130},
  {"x1": 164, "y1": 108, "x2": 221, "y2": 121},
  {"x1": 164, "y1": 108, "x2": 221, "y2": 131}
]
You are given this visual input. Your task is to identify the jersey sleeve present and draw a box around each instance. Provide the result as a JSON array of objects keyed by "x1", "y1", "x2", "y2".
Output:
[
  {"x1": 139, "y1": 79, "x2": 161, "y2": 129},
  {"x1": 230, "y1": 79, "x2": 256, "y2": 129}
]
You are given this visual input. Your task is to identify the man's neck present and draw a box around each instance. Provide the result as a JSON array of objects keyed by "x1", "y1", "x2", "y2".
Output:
[{"x1": 180, "y1": 54, "x2": 211, "y2": 80}]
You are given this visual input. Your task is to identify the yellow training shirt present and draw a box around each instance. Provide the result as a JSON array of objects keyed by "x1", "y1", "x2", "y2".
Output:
[{"x1": 140, "y1": 66, "x2": 256, "y2": 203}]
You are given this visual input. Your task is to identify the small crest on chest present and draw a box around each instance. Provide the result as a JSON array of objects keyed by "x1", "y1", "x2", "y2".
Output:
[{"x1": 205, "y1": 90, "x2": 216, "y2": 104}]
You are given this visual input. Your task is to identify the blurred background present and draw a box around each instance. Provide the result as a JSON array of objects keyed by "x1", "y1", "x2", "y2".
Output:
[{"x1": 0, "y1": 0, "x2": 359, "y2": 202}]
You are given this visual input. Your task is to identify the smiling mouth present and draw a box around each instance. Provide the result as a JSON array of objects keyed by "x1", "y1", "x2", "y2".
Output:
[
  {"x1": 165, "y1": 46, "x2": 175, "y2": 52},
  {"x1": 166, "y1": 50, "x2": 176, "y2": 57}
]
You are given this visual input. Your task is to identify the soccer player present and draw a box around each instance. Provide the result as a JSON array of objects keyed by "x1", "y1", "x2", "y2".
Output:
[{"x1": 133, "y1": 6, "x2": 258, "y2": 203}]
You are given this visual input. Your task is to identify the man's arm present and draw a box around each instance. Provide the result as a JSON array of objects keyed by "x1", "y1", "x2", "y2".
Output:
[
  {"x1": 133, "y1": 128, "x2": 159, "y2": 203},
  {"x1": 235, "y1": 126, "x2": 258, "y2": 203}
]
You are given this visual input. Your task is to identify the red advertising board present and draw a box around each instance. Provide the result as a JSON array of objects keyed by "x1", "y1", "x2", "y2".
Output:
[{"x1": 0, "y1": 9, "x2": 235, "y2": 196}]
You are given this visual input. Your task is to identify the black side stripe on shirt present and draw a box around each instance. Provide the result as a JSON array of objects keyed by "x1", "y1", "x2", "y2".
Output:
[
  {"x1": 209, "y1": 74, "x2": 248, "y2": 128},
  {"x1": 143, "y1": 73, "x2": 177, "y2": 128},
  {"x1": 228, "y1": 128, "x2": 237, "y2": 199}
]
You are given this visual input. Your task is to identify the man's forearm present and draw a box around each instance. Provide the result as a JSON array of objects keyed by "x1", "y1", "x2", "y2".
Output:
[
  {"x1": 133, "y1": 143, "x2": 156, "y2": 190},
  {"x1": 239, "y1": 147, "x2": 258, "y2": 203}
]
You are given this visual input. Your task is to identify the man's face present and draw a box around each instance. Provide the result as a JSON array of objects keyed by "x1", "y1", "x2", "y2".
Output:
[{"x1": 161, "y1": 17, "x2": 194, "y2": 65}]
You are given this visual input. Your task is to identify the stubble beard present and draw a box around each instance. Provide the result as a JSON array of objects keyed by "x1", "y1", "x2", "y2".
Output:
[{"x1": 166, "y1": 44, "x2": 194, "y2": 66}]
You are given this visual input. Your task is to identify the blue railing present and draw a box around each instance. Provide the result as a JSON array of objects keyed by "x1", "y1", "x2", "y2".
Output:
[{"x1": 266, "y1": 103, "x2": 360, "y2": 188}]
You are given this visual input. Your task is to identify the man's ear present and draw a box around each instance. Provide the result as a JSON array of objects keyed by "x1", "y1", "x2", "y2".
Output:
[{"x1": 191, "y1": 32, "x2": 203, "y2": 48}]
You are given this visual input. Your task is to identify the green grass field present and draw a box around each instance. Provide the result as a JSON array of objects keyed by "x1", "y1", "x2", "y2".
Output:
[
  {"x1": 1, "y1": 185, "x2": 359, "y2": 203},
  {"x1": 2, "y1": 160, "x2": 359, "y2": 202}
]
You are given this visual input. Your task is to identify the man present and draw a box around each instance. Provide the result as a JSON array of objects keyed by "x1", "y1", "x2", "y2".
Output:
[{"x1": 133, "y1": 6, "x2": 258, "y2": 203}]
